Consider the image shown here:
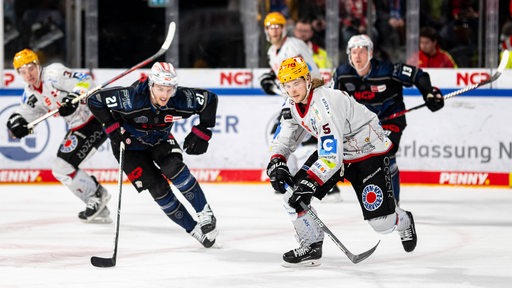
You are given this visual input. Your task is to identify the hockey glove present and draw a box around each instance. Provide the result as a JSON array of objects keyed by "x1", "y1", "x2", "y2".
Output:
[
  {"x1": 424, "y1": 87, "x2": 444, "y2": 112},
  {"x1": 104, "y1": 122, "x2": 131, "y2": 149},
  {"x1": 58, "y1": 92, "x2": 80, "y2": 116},
  {"x1": 6, "y1": 113, "x2": 31, "y2": 139},
  {"x1": 288, "y1": 177, "x2": 319, "y2": 212},
  {"x1": 259, "y1": 71, "x2": 278, "y2": 95},
  {"x1": 183, "y1": 125, "x2": 212, "y2": 155},
  {"x1": 266, "y1": 157, "x2": 293, "y2": 193}
]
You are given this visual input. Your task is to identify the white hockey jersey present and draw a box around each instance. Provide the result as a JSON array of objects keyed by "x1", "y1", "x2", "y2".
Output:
[
  {"x1": 16, "y1": 63, "x2": 95, "y2": 130},
  {"x1": 270, "y1": 86, "x2": 393, "y2": 185},
  {"x1": 267, "y1": 36, "x2": 321, "y2": 79}
]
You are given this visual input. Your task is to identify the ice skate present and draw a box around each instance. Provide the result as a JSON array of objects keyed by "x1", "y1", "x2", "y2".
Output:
[
  {"x1": 282, "y1": 241, "x2": 323, "y2": 267},
  {"x1": 399, "y1": 211, "x2": 417, "y2": 252},
  {"x1": 84, "y1": 206, "x2": 113, "y2": 224},
  {"x1": 78, "y1": 177, "x2": 111, "y2": 223},
  {"x1": 189, "y1": 223, "x2": 216, "y2": 248},
  {"x1": 197, "y1": 204, "x2": 216, "y2": 234}
]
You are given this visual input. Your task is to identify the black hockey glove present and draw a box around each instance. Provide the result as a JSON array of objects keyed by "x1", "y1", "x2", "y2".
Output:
[
  {"x1": 6, "y1": 113, "x2": 31, "y2": 139},
  {"x1": 424, "y1": 87, "x2": 444, "y2": 112},
  {"x1": 266, "y1": 157, "x2": 293, "y2": 193},
  {"x1": 288, "y1": 177, "x2": 319, "y2": 212},
  {"x1": 259, "y1": 71, "x2": 278, "y2": 95},
  {"x1": 104, "y1": 122, "x2": 131, "y2": 149},
  {"x1": 58, "y1": 92, "x2": 80, "y2": 116},
  {"x1": 183, "y1": 125, "x2": 212, "y2": 155}
]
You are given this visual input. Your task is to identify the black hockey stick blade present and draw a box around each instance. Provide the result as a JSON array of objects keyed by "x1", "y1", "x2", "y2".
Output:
[
  {"x1": 91, "y1": 256, "x2": 116, "y2": 268},
  {"x1": 90, "y1": 142, "x2": 125, "y2": 268},
  {"x1": 298, "y1": 201, "x2": 380, "y2": 264},
  {"x1": 381, "y1": 49, "x2": 510, "y2": 121}
]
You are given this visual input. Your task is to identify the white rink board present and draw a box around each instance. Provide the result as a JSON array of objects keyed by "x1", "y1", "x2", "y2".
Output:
[{"x1": 1, "y1": 94, "x2": 511, "y2": 173}]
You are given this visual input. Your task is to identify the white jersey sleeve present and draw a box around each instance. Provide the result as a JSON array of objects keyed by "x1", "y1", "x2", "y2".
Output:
[
  {"x1": 16, "y1": 63, "x2": 95, "y2": 129},
  {"x1": 272, "y1": 86, "x2": 393, "y2": 185},
  {"x1": 267, "y1": 37, "x2": 322, "y2": 79}
]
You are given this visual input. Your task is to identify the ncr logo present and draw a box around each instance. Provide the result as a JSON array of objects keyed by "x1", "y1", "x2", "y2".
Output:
[{"x1": 0, "y1": 104, "x2": 50, "y2": 161}]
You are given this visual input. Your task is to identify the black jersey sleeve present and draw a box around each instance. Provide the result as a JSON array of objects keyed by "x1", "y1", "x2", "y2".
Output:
[
  {"x1": 87, "y1": 86, "x2": 135, "y2": 125},
  {"x1": 196, "y1": 89, "x2": 218, "y2": 128}
]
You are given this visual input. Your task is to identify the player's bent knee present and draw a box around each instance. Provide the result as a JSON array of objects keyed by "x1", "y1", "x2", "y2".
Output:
[
  {"x1": 368, "y1": 213, "x2": 397, "y2": 234},
  {"x1": 147, "y1": 177, "x2": 171, "y2": 200},
  {"x1": 51, "y1": 157, "x2": 77, "y2": 183},
  {"x1": 160, "y1": 156, "x2": 186, "y2": 179}
]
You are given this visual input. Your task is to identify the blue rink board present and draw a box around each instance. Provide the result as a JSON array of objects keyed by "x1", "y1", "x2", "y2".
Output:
[{"x1": 1, "y1": 88, "x2": 512, "y2": 97}]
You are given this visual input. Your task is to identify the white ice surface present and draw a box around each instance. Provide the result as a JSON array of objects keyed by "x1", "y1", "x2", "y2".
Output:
[{"x1": 1, "y1": 183, "x2": 511, "y2": 288}]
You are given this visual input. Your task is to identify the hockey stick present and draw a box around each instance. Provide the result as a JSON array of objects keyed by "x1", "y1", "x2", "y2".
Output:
[
  {"x1": 27, "y1": 22, "x2": 176, "y2": 130},
  {"x1": 285, "y1": 186, "x2": 380, "y2": 264},
  {"x1": 381, "y1": 50, "x2": 509, "y2": 121},
  {"x1": 91, "y1": 142, "x2": 125, "y2": 268}
]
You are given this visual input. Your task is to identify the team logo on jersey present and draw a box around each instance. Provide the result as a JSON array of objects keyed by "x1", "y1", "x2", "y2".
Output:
[
  {"x1": 134, "y1": 116, "x2": 148, "y2": 123},
  {"x1": 370, "y1": 84, "x2": 386, "y2": 92},
  {"x1": 120, "y1": 89, "x2": 132, "y2": 109},
  {"x1": 344, "y1": 83, "x2": 356, "y2": 92},
  {"x1": 60, "y1": 135, "x2": 78, "y2": 153},
  {"x1": 362, "y1": 184, "x2": 384, "y2": 211},
  {"x1": 319, "y1": 135, "x2": 337, "y2": 156}
]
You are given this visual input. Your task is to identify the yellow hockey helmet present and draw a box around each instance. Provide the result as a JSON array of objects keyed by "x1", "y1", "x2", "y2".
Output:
[
  {"x1": 264, "y1": 12, "x2": 286, "y2": 27},
  {"x1": 277, "y1": 56, "x2": 310, "y2": 83},
  {"x1": 13, "y1": 49, "x2": 40, "y2": 70}
]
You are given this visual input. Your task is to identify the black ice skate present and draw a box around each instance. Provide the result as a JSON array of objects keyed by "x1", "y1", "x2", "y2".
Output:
[
  {"x1": 78, "y1": 177, "x2": 111, "y2": 223},
  {"x1": 399, "y1": 211, "x2": 417, "y2": 252},
  {"x1": 189, "y1": 224, "x2": 216, "y2": 248},
  {"x1": 282, "y1": 241, "x2": 323, "y2": 267}
]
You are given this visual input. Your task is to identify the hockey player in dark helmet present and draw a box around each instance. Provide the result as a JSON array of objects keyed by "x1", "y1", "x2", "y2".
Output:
[
  {"x1": 87, "y1": 62, "x2": 219, "y2": 248},
  {"x1": 334, "y1": 34, "x2": 444, "y2": 205},
  {"x1": 267, "y1": 56, "x2": 417, "y2": 267}
]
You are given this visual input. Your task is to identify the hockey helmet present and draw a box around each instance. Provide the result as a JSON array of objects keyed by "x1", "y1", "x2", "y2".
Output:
[
  {"x1": 264, "y1": 12, "x2": 286, "y2": 27},
  {"x1": 277, "y1": 56, "x2": 310, "y2": 83},
  {"x1": 346, "y1": 34, "x2": 374, "y2": 55},
  {"x1": 13, "y1": 49, "x2": 40, "y2": 70},
  {"x1": 149, "y1": 62, "x2": 178, "y2": 87}
]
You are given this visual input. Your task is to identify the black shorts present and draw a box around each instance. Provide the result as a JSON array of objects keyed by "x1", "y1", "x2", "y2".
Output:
[
  {"x1": 57, "y1": 118, "x2": 107, "y2": 168},
  {"x1": 112, "y1": 137, "x2": 182, "y2": 192},
  {"x1": 344, "y1": 154, "x2": 396, "y2": 220}
]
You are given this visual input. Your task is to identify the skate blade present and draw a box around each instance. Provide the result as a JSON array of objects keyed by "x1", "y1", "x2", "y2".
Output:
[{"x1": 281, "y1": 259, "x2": 321, "y2": 268}]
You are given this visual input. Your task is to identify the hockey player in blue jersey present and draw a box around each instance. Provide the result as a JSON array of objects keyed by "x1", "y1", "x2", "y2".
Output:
[
  {"x1": 87, "y1": 62, "x2": 218, "y2": 248},
  {"x1": 333, "y1": 34, "x2": 445, "y2": 204}
]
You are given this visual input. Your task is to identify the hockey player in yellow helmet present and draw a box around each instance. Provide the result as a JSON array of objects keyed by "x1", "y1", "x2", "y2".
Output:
[
  {"x1": 7, "y1": 48, "x2": 113, "y2": 224},
  {"x1": 13, "y1": 49, "x2": 40, "y2": 70},
  {"x1": 267, "y1": 56, "x2": 417, "y2": 267}
]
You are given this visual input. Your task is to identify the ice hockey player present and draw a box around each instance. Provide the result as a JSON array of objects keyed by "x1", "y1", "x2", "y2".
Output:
[
  {"x1": 6, "y1": 48, "x2": 112, "y2": 224},
  {"x1": 333, "y1": 34, "x2": 444, "y2": 204},
  {"x1": 267, "y1": 56, "x2": 417, "y2": 267},
  {"x1": 261, "y1": 11, "x2": 341, "y2": 201},
  {"x1": 87, "y1": 62, "x2": 218, "y2": 248}
]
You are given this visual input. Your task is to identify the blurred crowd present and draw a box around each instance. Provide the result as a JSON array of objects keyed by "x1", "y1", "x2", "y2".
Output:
[{"x1": 3, "y1": 0, "x2": 512, "y2": 69}]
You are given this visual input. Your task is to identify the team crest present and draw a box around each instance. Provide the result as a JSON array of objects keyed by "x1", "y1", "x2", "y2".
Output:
[
  {"x1": 362, "y1": 184, "x2": 383, "y2": 211},
  {"x1": 60, "y1": 135, "x2": 78, "y2": 153}
]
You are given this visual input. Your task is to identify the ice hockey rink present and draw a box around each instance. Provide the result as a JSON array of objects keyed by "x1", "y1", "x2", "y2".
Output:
[{"x1": 1, "y1": 183, "x2": 511, "y2": 288}]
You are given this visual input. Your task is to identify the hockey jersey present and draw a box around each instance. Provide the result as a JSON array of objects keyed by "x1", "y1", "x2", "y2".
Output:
[
  {"x1": 270, "y1": 86, "x2": 392, "y2": 185},
  {"x1": 87, "y1": 80, "x2": 218, "y2": 149},
  {"x1": 15, "y1": 63, "x2": 95, "y2": 130}
]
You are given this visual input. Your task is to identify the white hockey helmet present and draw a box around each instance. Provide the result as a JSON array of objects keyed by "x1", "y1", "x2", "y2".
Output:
[
  {"x1": 149, "y1": 62, "x2": 178, "y2": 87},
  {"x1": 346, "y1": 34, "x2": 374, "y2": 55}
]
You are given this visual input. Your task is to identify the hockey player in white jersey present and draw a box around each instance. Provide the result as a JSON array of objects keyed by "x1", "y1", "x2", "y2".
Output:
[
  {"x1": 261, "y1": 11, "x2": 341, "y2": 201},
  {"x1": 266, "y1": 56, "x2": 417, "y2": 267},
  {"x1": 6, "y1": 49, "x2": 112, "y2": 224}
]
